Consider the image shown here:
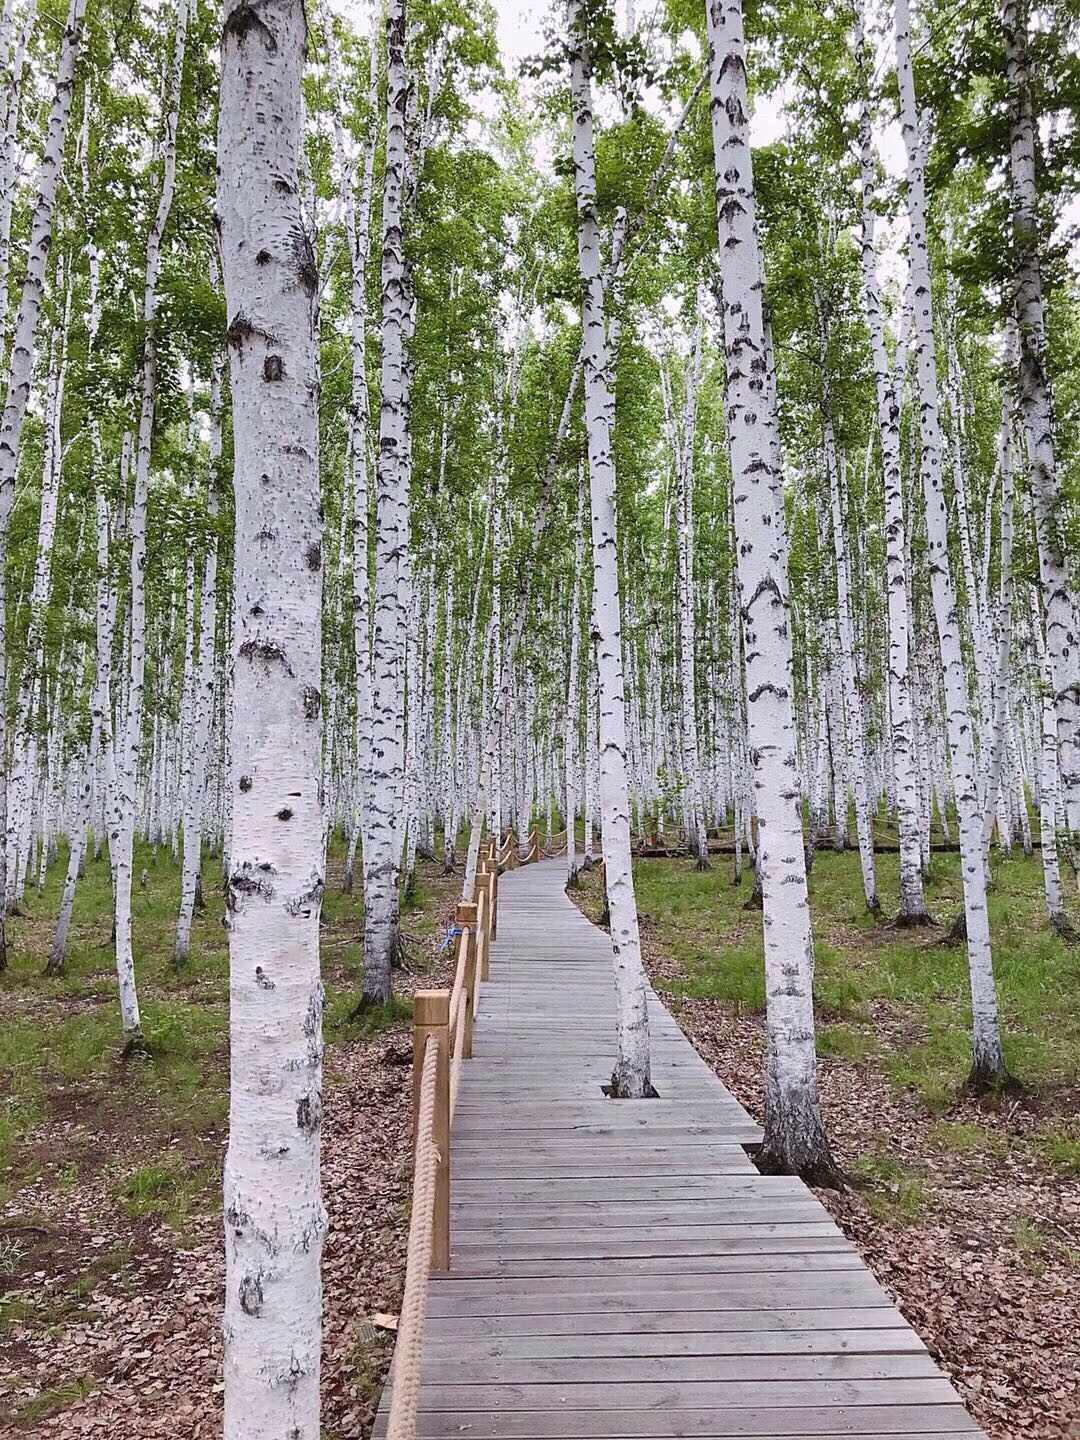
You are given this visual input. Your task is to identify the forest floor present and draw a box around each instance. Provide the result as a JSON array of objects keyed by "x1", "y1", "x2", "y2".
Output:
[
  {"x1": 571, "y1": 840, "x2": 1080, "y2": 1440},
  {"x1": 5, "y1": 836, "x2": 1078, "y2": 1438},
  {"x1": 0, "y1": 841, "x2": 462, "y2": 1438}
]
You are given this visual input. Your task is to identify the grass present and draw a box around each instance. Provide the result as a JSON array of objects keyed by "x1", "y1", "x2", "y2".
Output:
[
  {"x1": 635, "y1": 844, "x2": 1080, "y2": 1112},
  {"x1": 0, "y1": 828, "x2": 458, "y2": 1354},
  {"x1": 115, "y1": 1158, "x2": 216, "y2": 1228},
  {"x1": 928, "y1": 1120, "x2": 1007, "y2": 1156},
  {"x1": 1035, "y1": 1121, "x2": 1080, "y2": 1176},
  {"x1": 848, "y1": 1140, "x2": 932, "y2": 1224},
  {"x1": 10, "y1": 1373, "x2": 96, "y2": 1428}
]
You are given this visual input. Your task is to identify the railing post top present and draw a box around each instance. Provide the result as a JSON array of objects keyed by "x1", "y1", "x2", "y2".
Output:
[
  {"x1": 413, "y1": 989, "x2": 450, "y2": 1025},
  {"x1": 455, "y1": 901, "x2": 477, "y2": 925}
]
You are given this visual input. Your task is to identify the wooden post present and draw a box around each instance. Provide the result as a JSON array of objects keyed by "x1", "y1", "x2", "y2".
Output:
[
  {"x1": 455, "y1": 902, "x2": 477, "y2": 1059},
  {"x1": 412, "y1": 989, "x2": 450, "y2": 1270},
  {"x1": 476, "y1": 869, "x2": 492, "y2": 979},
  {"x1": 488, "y1": 852, "x2": 499, "y2": 941}
]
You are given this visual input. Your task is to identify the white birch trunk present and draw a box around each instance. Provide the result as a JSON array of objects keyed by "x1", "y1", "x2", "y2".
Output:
[
  {"x1": 822, "y1": 401, "x2": 877, "y2": 910},
  {"x1": 363, "y1": 0, "x2": 409, "y2": 1005},
  {"x1": 174, "y1": 355, "x2": 222, "y2": 964},
  {"x1": 706, "y1": 0, "x2": 837, "y2": 1179},
  {"x1": 219, "y1": 0, "x2": 326, "y2": 1431},
  {"x1": 896, "y1": 0, "x2": 1008, "y2": 1088},
  {"x1": 565, "y1": 476, "x2": 585, "y2": 885},
  {"x1": 1004, "y1": 0, "x2": 1080, "y2": 837},
  {"x1": 676, "y1": 318, "x2": 709, "y2": 868},
  {"x1": 854, "y1": 21, "x2": 927, "y2": 920},
  {"x1": 569, "y1": 0, "x2": 652, "y2": 1098}
]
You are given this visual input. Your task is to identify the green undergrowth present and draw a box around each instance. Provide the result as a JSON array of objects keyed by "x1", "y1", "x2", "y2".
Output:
[
  {"x1": 9, "y1": 1373, "x2": 97, "y2": 1428},
  {"x1": 0, "y1": 834, "x2": 455, "y2": 1211},
  {"x1": 636, "y1": 841, "x2": 1080, "y2": 1124},
  {"x1": 848, "y1": 1138, "x2": 933, "y2": 1224}
]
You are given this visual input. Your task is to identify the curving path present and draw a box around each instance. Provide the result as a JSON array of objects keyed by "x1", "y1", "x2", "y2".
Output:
[{"x1": 376, "y1": 857, "x2": 985, "y2": 1439}]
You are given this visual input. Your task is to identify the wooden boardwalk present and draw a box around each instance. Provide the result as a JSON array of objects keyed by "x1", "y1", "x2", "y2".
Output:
[{"x1": 376, "y1": 858, "x2": 985, "y2": 1439}]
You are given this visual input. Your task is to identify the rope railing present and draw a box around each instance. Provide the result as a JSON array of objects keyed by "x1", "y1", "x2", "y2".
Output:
[
  {"x1": 387, "y1": 1029, "x2": 441, "y2": 1440},
  {"x1": 385, "y1": 834, "x2": 499, "y2": 1436},
  {"x1": 386, "y1": 823, "x2": 556, "y2": 1436}
]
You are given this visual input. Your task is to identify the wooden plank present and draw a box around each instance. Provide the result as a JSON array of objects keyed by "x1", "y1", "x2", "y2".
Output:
[
  {"x1": 420, "y1": 1306, "x2": 916, "y2": 1340},
  {"x1": 411, "y1": 1377, "x2": 962, "y2": 1405},
  {"x1": 417, "y1": 1326, "x2": 926, "y2": 1360},
  {"x1": 448, "y1": 1228, "x2": 844, "y2": 1259},
  {"x1": 373, "y1": 1407, "x2": 978, "y2": 1439},
  {"x1": 416, "y1": 1354, "x2": 944, "y2": 1385},
  {"x1": 451, "y1": 1202, "x2": 832, "y2": 1228},
  {"x1": 449, "y1": 1253, "x2": 864, "y2": 1279},
  {"x1": 425, "y1": 1281, "x2": 890, "y2": 1318}
]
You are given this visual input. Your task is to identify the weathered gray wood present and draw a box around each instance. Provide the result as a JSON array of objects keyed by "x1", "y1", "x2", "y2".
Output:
[
  {"x1": 375, "y1": 860, "x2": 986, "y2": 1440},
  {"x1": 417, "y1": 1353, "x2": 944, "y2": 1384},
  {"x1": 424, "y1": 1278, "x2": 891, "y2": 1318},
  {"x1": 448, "y1": 1252, "x2": 864, "y2": 1279},
  {"x1": 417, "y1": 1325, "x2": 926, "y2": 1359},
  {"x1": 420, "y1": 1306, "x2": 915, "y2": 1340},
  {"x1": 373, "y1": 1408, "x2": 978, "y2": 1439}
]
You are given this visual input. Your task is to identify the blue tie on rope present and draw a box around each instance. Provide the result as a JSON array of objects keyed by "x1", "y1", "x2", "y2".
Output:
[{"x1": 439, "y1": 925, "x2": 462, "y2": 953}]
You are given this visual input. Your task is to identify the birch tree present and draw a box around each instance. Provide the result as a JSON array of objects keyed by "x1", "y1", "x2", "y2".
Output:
[
  {"x1": 567, "y1": 0, "x2": 653, "y2": 1098},
  {"x1": 896, "y1": 0, "x2": 1011, "y2": 1091},
  {"x1": 705, "y1": 0, "x2": 838, "y2": 1181},
  {"x1": 218, "y1": 0, "x2": 326, "y2": 1431}
]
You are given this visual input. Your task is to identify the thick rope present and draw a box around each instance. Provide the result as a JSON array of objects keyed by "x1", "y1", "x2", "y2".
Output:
[
  {"x1": 449, "y1": 984, "x2": 467, "y2": 1116},
  {"x1": 387, "y1": 1032, "x2": 441, "y2": 1440},
  {"x1": 448, "y1": 926, "x2": 470, "y2": 1037}
]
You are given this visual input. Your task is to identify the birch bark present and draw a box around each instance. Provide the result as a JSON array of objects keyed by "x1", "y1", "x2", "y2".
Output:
[
  {"x1": 569, "y1": 0, "x2": 652, "y2": 1098},
  {"x1": 1003, "y1": 0, "x2": 1080, "y2": 838},
  {"x1": 896, "y1": 0, "x2": 1009, "y2": 1089},
  {"x1": 174, "y1": 356, "x2": 222, "y2": 965},
  {"x1": 706, "y1": 0, "x2": 837, "y2": 1180},
  {"x1": 363, "y1": 0, "x2": 409, "y2": 1006},
  {"x1": 853, "y1": 21, "x2": 928, "y2": 922},
  {"x1": 219, "y1": 0, "x2": 326, "y2": 1431},
  {"x1": 676, "y1": 319, "x2": 709, "y2": 868},
  {"x1": 111, "y1": 0, "x2": 188, "y2": 1045},
  {"x1": 565, "y1": 476, "x2": 585, "y2": 886}
]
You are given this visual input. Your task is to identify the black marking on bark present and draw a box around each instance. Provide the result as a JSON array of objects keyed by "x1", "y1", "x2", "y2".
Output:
[
  {"x1": 225, "y1": 1201, "x2": 249, "y2": 1234},
  {"x1": 296, "y1": 1092, "x2": 322, "y2": 1136},
  {"x1": 746, "y1": 574, "x2": 783, "y2": 609},
  {"x1": 748, "y1": 682, "x2": 789, "y2": 703},
  {"x1": 302, "y1": 685, "x2": 321, "y2": 719},
  {"x1": 239, "y1": 775, "x2": 252, "y2": 792},
  {"x1": 255, "y1": 526, "x2": 277, "y2": 542},
  {"x1": 227, "y1": 864, "x2": 276, "y2": 908},
  {"x1": 238, "y1": 639, "x2": 293, "y2": 675},
  {"x1": 226, "y1": 312, "x2": 276, "y2": 350},
  {"x1": 290, "y1": 225, "x2": 318, "y2": 297},
  {"x1": 284, "y1": 873, "x2": 324, "y2": 917},
  {"x1": 255, "y1": 965, "x2": 275, "y2": 989},
  {"x1": 256, "y1": 248, "x2": 272, "y2": 265},
  {"x1": 263, "y1": 353, "x2": 284, "y2": 381},
  {"x1": 305, "y1": 541, "x2": 321, "y2": 571},
  {"x1": 302, "y1": 982, "x2": 323, "y2": 1040},
  {"x1": 238, "y1": 1272, "x2": 263, "y2": 1316},
  {"x1": 223, "y1": 0, "x2": 277, "y2": 48},
  {"x1": 276, "y1": 807, "x2": 294, "y2": 821}
]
